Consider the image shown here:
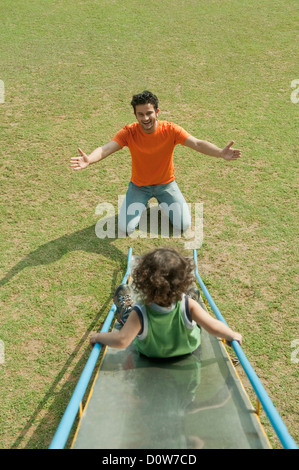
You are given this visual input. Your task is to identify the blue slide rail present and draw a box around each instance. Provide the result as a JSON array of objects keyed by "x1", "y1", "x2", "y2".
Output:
[
  {"x1": 49, "y1": 248, "x2": 133, "y2": 449},
  {"x1": 192, "y1": 249, "x2": 297, "y2": 450}
]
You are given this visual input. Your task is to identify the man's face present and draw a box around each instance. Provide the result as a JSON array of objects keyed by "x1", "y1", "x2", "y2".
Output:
[{"x1": 135, "y1": 103, "x2": 159, "y2": 134}]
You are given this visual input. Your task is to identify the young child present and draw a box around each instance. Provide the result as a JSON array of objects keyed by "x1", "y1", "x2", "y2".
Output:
[{"x1": 90, "y1": 248, "x2": 242, "y2": 358}]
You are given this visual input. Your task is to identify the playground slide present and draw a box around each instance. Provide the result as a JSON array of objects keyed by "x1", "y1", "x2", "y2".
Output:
[
  {"x1": 71, "y1": 328, "x2": 270, "y2": 449},
  {"x1": 71, "y1": 254, "x2": 270, "y2": 449},
  {"x1": 49, "y1": 248, "x2": 297, "y2": 449}
]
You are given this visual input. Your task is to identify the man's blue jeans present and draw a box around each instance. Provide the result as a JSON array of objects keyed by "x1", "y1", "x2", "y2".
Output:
[{"x1": 118, "y1": 180, "x2": 191, "y2": 235}]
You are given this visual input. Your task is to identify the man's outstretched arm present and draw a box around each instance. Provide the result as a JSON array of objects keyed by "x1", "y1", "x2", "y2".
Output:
[
  {"x1": 70, "y1": 140, "x2": 122, "y2": 170},
  {"x1": 184, "y1": 136, "x2": 241, "y2": 161}
]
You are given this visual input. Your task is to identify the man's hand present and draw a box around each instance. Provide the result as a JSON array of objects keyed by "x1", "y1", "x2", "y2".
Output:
[
  {"x1": 220, "y1": 141, "x2": 241, "y2": 161},
  {"x1": 184, "y1": 136, "x2": 242, "y2": 161},
  {"x1": 70, "y1": 148, "x2": 90, "y2": 170}
]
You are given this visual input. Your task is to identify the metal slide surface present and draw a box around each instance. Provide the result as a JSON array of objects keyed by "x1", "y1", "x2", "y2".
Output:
[{"x1": 72, "y1": 327, "x2": 270, "y2": 449}]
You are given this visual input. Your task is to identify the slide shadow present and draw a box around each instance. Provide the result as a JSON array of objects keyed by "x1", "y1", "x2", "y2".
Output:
[{"x1": 11, "y1": 277, "x2": 119, "y2": 449}]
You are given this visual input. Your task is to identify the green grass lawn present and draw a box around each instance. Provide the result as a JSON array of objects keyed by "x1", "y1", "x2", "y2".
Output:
[{"x1": 0, "y1": 0, "x2": 298, "y2": 449}]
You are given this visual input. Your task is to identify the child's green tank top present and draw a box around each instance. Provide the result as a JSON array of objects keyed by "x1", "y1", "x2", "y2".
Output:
[{"x1": 133, "y1": 294, "x2": 201, "y2": 358}]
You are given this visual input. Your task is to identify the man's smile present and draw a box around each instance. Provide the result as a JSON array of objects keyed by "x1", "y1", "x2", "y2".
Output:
[{"x1": 135, "y1": 103, "x2": 159, "y2": 133}]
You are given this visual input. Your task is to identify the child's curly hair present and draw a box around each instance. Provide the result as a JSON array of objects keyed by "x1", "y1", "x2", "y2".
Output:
[{"x1": 132, "y1": 248, "x2": 194, "y2": 306}]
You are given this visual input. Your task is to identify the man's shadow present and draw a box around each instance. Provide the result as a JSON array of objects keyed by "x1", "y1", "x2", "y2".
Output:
[
  {"x1": 1, "y1": 205, "x2": 178, "y2": 288},
  {"x1": 1, "y1": 223, "x2": 126, "y2": 288},
  {"x1": 2, "y1": 213, "x2": 150, "y2": 447},
  {"x1": 6, "y1": 208, "x2": 182, "y2": 448},
  {"x1": 2, "y1": 222, "x2": 127, "y2": 448}
]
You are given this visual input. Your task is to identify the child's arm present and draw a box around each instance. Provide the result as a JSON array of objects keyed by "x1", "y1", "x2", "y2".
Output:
[
  {"x1": 189, "y1": 298, "x2": 242, "y2": 345},
  {"x1": 90, "y1": 309, "x2": 142, "y2": 349}
]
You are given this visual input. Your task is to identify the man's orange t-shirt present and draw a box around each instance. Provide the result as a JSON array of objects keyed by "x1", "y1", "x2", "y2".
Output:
[{"x1": 112, "y1": 121, "x2": 190, "y2": 186}]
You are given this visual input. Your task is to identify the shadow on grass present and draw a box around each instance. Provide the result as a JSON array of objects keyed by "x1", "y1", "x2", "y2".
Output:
[
  {"x1": 2, "y1": 223, "x2": 127, "y2": 449},
  {"x1": 0, "y1": 223, "x2": 127, "y2": 288},
  {"x1": 11, "y1": 278, "x2": 119, "y2": 449},
  {"x1": 5, "y1": 212, "x2": 179, "y2": 448},
  {"x1": 1, "y1": 207, "x2": 180, "y2": 288}
]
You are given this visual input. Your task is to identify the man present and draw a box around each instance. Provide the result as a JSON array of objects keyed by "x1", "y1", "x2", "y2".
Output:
[{"x1": 70, "y1": 91, "x2": 241, "y2": 235}]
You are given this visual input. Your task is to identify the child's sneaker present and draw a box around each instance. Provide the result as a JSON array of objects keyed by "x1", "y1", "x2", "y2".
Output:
[
  {"x1": 113, "y1": 284, "x2": 134, "y2": 326},
  {"x1": 187, "y1": 286, "x2": 200, "y2": 302},
  {"x1": 187, "y1": 286, "x2": 207, "y2": 311}
]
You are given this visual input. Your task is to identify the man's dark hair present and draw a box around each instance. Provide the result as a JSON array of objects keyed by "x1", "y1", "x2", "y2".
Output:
[{"x1": 131, "y1": 90, "x2": 159, "y2": 114}]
